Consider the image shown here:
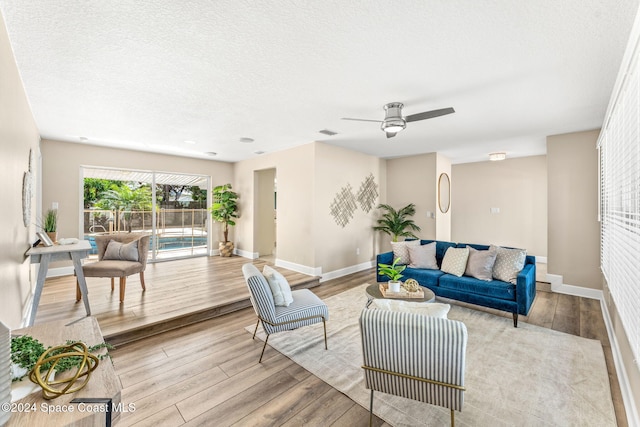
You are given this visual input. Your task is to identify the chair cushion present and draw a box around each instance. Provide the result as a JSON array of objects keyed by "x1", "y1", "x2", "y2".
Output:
[
  {"x1": 269, "y1": 289, "x2": 329, "y2": 333},
  {"x1": 370, "y1": 299, "x2": 450, "y2": 318},
  {"x1": 82, "y1": 260, "x2": 144, "y2": 277},
  {"x1": 103, "y1": 240, "x2": 139, "y2": 262},
  {"x1": 263, "y1": 265, "x2": 293, "y2": 306}
]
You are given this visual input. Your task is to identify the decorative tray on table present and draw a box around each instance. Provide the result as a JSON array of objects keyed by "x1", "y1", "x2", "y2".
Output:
[{"x1": 379, "y1": 283, "x2": 424, "y2": 299}]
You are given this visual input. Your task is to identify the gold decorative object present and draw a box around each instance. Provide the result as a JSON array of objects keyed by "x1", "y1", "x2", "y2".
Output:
[
  {"x1": 403, "y1": 278, "x2": 420, "y2": 292},
  {"x1": 29, "y1": 341, "x2": 99, "y2": 400}
]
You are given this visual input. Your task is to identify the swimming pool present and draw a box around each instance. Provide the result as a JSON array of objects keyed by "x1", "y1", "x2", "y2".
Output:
[{"x1": 85, "y1": 235, "x2": 208, "y2": 255}]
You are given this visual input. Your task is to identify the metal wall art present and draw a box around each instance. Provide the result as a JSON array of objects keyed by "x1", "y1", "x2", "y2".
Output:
[{"x1": 330, "y1": 174, "x2": 379, "y2": 227}]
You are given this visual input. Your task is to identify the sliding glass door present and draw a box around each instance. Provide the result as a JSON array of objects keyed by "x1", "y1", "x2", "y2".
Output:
[{"x1": 82, "y1": 167, "x2": 210, "y2": 261}]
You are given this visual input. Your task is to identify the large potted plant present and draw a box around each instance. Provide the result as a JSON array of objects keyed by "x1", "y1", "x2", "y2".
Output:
[
  {"x1": 372, "y1": 203, "x2": 421, "y2": 242},
  {"x1": 209, "y1": 184, "x2": 239, "y2": 257}
]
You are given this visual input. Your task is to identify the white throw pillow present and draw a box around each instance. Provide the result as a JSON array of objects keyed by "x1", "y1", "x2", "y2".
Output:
[
  {"x1": 440, "y1": 247, "x2": 470, "y2": 277},
  {"x1": 263, "y1": 265, "x2": 293, "y2": 306},
  {"x1": 493, "y1": 246, "x2": 527, "y2": 284},
  {"x1": 408, "y1": 242, "x2": 438, "y2": 269},
  {"x1": 370, "y1": 299, "x2": 450, "y2": 318},
  {"x1": 390, "y1": 240, "x2": 421, "y2": 264}
]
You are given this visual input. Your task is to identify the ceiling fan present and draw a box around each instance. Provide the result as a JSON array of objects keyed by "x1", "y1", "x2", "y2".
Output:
[{"x1": 341, "y1": 102, "x2": 455, "y2": 138}]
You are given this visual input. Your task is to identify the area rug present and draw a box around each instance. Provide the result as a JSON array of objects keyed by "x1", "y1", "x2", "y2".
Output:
[{"x1": 245, "y1": 284, "x2": 616, "y2": 426}]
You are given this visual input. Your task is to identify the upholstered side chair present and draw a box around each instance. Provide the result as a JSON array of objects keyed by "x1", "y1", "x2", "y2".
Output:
[
  {"x1": 360, "y1": 309, "x2": 468, "y2": 427},
  {"x1": 242, "y1": 263, "x2": 329, "y2": 363},
  {"x1": 78, "y1": 233, "x2": 150, "y2": 303}
]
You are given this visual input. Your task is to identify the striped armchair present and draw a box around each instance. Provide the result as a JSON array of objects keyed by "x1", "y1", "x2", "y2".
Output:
[
  {"x1": 359, "y1": 309, "x2": 468, "y2": 426},
  {"x1": 242, "y1": 263, "x2": 329, "y2": 362}
]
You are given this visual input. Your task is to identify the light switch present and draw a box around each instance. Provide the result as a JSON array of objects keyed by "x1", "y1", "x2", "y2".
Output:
[
  {"x1": 490, "y1": 207, "x2": 500, "y2": 214},
  {"x1": 52, "y1": 202, "x2": 59, "y2": 210}
]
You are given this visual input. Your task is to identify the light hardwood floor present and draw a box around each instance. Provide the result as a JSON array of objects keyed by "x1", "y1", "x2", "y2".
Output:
[{"x1": 36, "y1": 256, "x2": 626, "y2": 426}]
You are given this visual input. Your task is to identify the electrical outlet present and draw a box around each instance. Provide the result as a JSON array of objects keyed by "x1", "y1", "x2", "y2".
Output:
[{"x1": 356, "y1": 248, "x2": 360, "y2": 255}]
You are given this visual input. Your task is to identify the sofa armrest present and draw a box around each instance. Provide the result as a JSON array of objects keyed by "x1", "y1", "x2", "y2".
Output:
[
  {"x1": 376, "y1": 251, "x2": 394, "y2": 282},
  {"x1": 516, "y1": 262, "x2": 536, "y2": 315}
]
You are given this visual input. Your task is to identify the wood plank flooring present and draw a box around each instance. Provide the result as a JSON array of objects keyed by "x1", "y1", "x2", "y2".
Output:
[{"x1": 35, "y1": 256, "x2": 627, "y2": 426}]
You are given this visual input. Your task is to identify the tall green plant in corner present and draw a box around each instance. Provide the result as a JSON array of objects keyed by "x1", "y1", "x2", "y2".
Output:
[
  {"x1": 209, "y1": 184, "x2": 239, "y2": 257},
  {"x1": 372, "y1": 203, "x2": 421, "y2": 242}
]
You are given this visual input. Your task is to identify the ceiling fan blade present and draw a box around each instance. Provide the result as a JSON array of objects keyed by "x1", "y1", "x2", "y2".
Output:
[
  {"x1": 405, "y1": 107, "x2": 455, "y2": 122},
  {"x1": 341, "y1": 118, "x2": 383, "y2": 123},
  {"x1": 386, "y1": 132, "x2": 397, "y2": 139}
]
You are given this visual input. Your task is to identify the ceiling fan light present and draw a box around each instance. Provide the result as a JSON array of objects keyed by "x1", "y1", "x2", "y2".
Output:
[
  {"x1": 489, "y1": 152, "x2": 506, "y2": 161},
  {"x1": 381, "y1": 118, "x2": 406, "y2": 133}
]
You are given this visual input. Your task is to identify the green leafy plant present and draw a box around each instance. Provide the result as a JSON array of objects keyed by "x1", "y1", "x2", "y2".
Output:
[
  {"x1": 42, "y1": 209, "x2": 58, "y2": 232},
  {"x1": 372, "y1": 203, "x2": 421, "y2": 242},
  {"x1": 10, "y1": 335, "x2": 114, "y2": 382},
  {"x1": 209, "y1": 184, "x2": 239, "y2": 243},
  {"x1": 377, "y1": 257, "x2": 406, "y2": 282}
]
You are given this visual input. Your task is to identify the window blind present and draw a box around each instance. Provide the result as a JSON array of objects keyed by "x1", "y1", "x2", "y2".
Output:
[{"x1": 599, "y1": 35, "x2": 640, "y2": 365}]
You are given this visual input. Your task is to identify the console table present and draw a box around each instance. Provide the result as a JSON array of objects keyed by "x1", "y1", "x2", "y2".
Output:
[
  {"x1": 26, "y1": 240, "x2": 92, "y2": 326},
  {"x1": 5, "y1": 317, "x2": 122, "y2": 426}
]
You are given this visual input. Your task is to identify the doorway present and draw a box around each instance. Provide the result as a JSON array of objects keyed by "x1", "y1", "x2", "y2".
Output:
[{"x1": 254, "y1": 168, "x2": 276, "y2": 259}]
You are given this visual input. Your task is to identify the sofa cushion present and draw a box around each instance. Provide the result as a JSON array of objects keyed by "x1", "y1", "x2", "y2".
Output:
[
  {"x1": 439, "y1": 274, "x2": 516, "y2": 301},
  {"x1": 408, "y1": 242, "x2": 438, "y2": 269},
  {"x1": 402, "y1": 267, "x2": 444, "y2": 288},
  {"x1": 465, "y1": 245, "x2": 498, "y2": 281},
  {"x1": 441, "y1": 247, "x2": 469, "y2": 277},
  {"x1": 390, "y1": 240, "x2": 420, "y2": 264},
  {"x1": 493, "y1": 247, "x2": 527, "y2": 284},
  {"x1": 420, "y1": 239, "x2": 457, "y2": 267},
  {"x1": 103, "y1": 240, "x2": 139, "y2": 262}
]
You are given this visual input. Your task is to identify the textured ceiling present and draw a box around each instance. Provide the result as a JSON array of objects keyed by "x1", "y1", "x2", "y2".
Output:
[{"x1": 1, "y1": 1, "x2": 638, "y2": 164}]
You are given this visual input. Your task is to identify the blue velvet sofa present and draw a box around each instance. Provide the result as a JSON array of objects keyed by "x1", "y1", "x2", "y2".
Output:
[{"x1": 376, "y1": 240, "x2": 536, "y2": 327}]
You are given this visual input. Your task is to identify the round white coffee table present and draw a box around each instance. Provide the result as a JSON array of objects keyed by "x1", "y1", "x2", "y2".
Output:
[{"x1": 365, "y1": 283, "x2": 436, "y2": 307}]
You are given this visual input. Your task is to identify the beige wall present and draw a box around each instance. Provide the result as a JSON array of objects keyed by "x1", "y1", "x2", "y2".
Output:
[
  {"x1": 547, "y1": 130, "x2": 600, "y2": 288},
  {"x1": 386, "y1": 153, "x2": 438, "y2": 248},
  {"x1": 234, "y1": 144, "x2": 315, "y2": 267},
  {"x1": 0, "y1": 13, "x2": 41, "y2": 328},
  {"x1": 314, "y1": 143, "x2": 385, "y2": 273},
  {"x1": 234, "y1": 142, "x2": 385, "y2": 274},
  {"x1": 254, "y1": 168, "x2": 276, "y2": 256},
  {"x1": 451, "y1": 155, "x2": 547, "y2": 256},
  {"x1": 40, "y1": 139, "x2": 234, "y2": 248}
]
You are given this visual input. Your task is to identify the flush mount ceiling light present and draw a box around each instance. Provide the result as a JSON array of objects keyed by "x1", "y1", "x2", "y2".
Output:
[
  {"x1": 381, "y1": 103, "x2": 407, "y2": 134},
  {"x1": 79, "y1": 136, "x2": 89, "y2": 142},
  {"x1": 319, "y1": 129, "x2": 338, "y2": 136},
  {"x1": 240, "y1": 137, "x2": 254, "y2": 143},
  {"x1": 205, "y1": 151, "x2": 217, "y2": 156},
  {"x1": 489, "y1": 152, "x2": 506, "y2": 161}
]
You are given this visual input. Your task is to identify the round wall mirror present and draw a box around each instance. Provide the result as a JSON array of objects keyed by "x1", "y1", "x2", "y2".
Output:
[{"x1": 438, "y1": 173, "x2": 450, "y2": 213}]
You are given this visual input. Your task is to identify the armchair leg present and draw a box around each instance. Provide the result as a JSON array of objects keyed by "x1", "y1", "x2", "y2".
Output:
[
  {"x1": 323, "y1": 317, "x2": 328, "y2": 350},
  {"x1": 259, "y1": 334, "x2": 270, "y2": 363},
  {"x1": 119, "y1": 277, "x2": 127, "y2": 303},
  {"x1": 369, "y1": 389, "x2": 374, "y2": 427},
  {"x1": 252, "y1": 320, "x2": 260, "y2": 340},
  {"x1": 140, "y1": 271, "x2": 146, "y2": 291}
]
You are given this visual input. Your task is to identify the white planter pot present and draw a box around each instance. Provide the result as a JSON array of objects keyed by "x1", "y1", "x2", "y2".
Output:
[{"x1": 388, "y1": 281, "x2": 402, "y2": 293}]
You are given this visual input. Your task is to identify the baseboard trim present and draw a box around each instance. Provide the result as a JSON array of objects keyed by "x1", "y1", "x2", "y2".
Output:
[
  {"x1": 234, "y1": 248, "x2": 259, "y2": 259},
  {"x1": 275, "y1": 259, "x2": 322, "y2": 277},
  {"x1": 321, "y1": 261, "x2": 374, "y2": 283},
  {"x1": 600, "y1": 297, "x2": 640, "y2": 427}
]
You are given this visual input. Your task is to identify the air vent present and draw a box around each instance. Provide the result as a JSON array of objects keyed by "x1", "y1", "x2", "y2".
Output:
[
  {"x1": 205, "y1": 151, "x2": 217, "y2": 156},
  {"x1": 319, "y1": 129, "x2": 338, "y2": 136},
  {"x1": 240, "y1": 137, "x2": 254, "y2": 143},
  {"x1": 254, "y1": 151, "x2": 265, "y2": 155}
]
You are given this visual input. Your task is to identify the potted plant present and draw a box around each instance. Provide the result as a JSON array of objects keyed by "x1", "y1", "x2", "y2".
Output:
[
  {"x1": 377, "y1": 257, "x2": 406, "y2": 293},
  {"x1": 372, "y1": 203, "x2": 421, "y2": 242},
  {"x1": 43, "y1": 208, "x2": 58, "y2": 243},
  {"x1": 209, "y1": 184, "x2": 239, "y2": 257}
]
